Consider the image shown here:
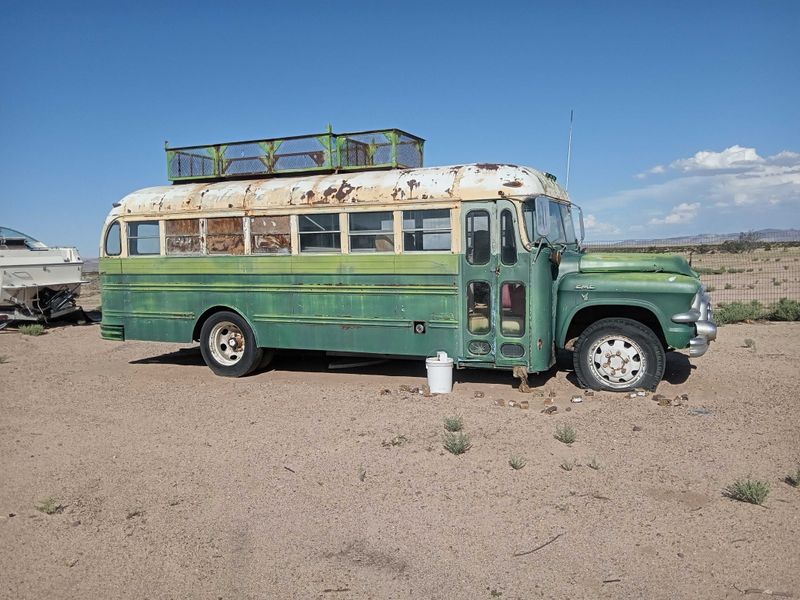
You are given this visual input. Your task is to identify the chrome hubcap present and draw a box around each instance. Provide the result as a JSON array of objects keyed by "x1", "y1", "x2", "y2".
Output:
[
  {"x1": 208, "y1": 321, "x2": 245, "y2": 366},
  {"x1": 588, "y1": 335, "x2": 645, "y2": 388}
]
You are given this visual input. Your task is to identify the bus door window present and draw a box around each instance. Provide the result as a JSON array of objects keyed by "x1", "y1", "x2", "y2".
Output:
[
  {"x1": 467, "y1": 281, "x2": 491, "y2": 334},
  {"x1": 500, "y1": 209, "x2": 517, "y2": 265},
  {"x1": 466, "y1": 210, "x2": 490, "y2": 265},
  {"x1": 500, "y1": 282, "x2": 525, "y2": 336}
]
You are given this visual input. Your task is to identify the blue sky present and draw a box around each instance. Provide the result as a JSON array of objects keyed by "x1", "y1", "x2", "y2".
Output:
[{"x1": 1, "y1": 1, "x2": 798, "y2": 255}]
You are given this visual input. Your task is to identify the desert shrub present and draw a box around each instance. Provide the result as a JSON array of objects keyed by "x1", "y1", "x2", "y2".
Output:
[
  {"x1": 509, "y1": 456, "x2": 526, "y2": 470},
  {"x1": 715, "y1": 301, "x2": 766, "y2": 324},
  {"x1": 554, "y1": 424, "x2": 577, "y2": 444},
  {"x1": 443, "y1": 416, "x2": 463, "y2": 432},
  {"x1": 18, "y1": 323, "x2": 45, "y2": 336},
  {"x1": 443, "y1": 432, "x2": 471, "y2": 455},
  {"x1": 770, "y1": 298, "x2": 800, "y2": 321},
  {"x1": 724, "y1": 476, "x2": 770, "y2": 505}
]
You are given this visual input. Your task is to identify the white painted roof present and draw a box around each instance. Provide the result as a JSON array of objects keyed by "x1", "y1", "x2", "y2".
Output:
[{"x1": 109, "y1": 163, "x2": 569, "y2": 220}]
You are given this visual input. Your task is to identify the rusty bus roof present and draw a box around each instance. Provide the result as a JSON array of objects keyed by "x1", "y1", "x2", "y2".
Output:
[{"x1": 110, "y1": 163, "x2": 570, "y2": 219}]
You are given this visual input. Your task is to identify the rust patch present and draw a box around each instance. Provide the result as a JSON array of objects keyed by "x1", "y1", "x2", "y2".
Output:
[
  {"x1": 475, "y1": 163, "x2": 501, "y2": 171},
  {"x1": 334, "y1": 180, "x2": 355, "y2": 201},
  {"x1": 498, "y1": 190, "x2": 506, "y2": 197},
  {"x1": 406, "y1": 179, "x2": 419, "y2": 197},
  {"x1": 503, "y1": 180, "x2": 523, "y2": 188},
  {"x1": 537, "y1": 338, "x2": 544, "y2": 350},
  {"x1": 322, "y1": 186, "x2": 338, "y2": 199}
]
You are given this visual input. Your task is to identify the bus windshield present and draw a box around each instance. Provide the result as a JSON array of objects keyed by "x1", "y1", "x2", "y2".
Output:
[{"x1": 522, "y1": 197, "x2": 578, "y2": 245}]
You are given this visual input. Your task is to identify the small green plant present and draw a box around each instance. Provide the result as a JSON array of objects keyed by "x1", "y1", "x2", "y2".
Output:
[
  {"x1": 358, "y1": 466, "x2": 367, "y2": 482},
  {"x1": 443, "y1": 415, "x2": 464, "y2": 432},
  {"x1": 35, "y1": 497, "x2": 64, "y2": 515},
  {"x1": 560, "y1": 459, "x2": 577, "y2": 471},
  {"x1": 587, "y1": 457, "x2": 601, "y2": 470},
  {"x1": 743, "y1": 338, "x2": 756, "y2": 352},
  {"x1": 724, "y1": 476, "x2": 770, "y2": 505},
  {"x1": 554, "y1": 424, "x2": 577, "y2": 445},
  {"x1": 443, "y1": 431, "x2": 471, "y2": 455},
  {"x1": 509, "y1": 456, "x2": 526, "y2": 470},
  {"x1": 18, "y1": 323, "x2": 45, "y2": 336},
  {"x1": 0, "y1": 355, "x2": 9, "y2": 364},
  {"x1": 785, "y1": 467, "x2": 800, "y2": 488},
  {"x1": 724, "y1": 283, "x2": 734, "y2": 290}
]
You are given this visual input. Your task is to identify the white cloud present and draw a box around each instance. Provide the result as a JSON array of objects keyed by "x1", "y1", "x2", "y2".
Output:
[
  {"x1": 581, "y1": 145, "x2": 800, "y2": 240},
  {"x1": 584, "y1": 214, "x2": 621, "y2": 235},
  {"x1": 649, "y1": 202, "x2": 700, "y2": 225}
]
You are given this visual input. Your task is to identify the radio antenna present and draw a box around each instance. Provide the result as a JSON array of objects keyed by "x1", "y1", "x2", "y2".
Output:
[{"x1": 565, "y1": 109, "x2": 574, "y2": 191}]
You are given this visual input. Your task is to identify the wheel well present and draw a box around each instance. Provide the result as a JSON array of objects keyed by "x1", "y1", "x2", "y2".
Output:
[
  {"x1": 192, "y1": 306, "x2": 244, "y2": 341},
  {"x1": 563, "y1": 305, "x2": 667, "y2": 349}
]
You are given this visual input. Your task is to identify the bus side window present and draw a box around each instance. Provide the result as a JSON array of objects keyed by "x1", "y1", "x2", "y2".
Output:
[
  {"x1": 299, "y1": 213, "x2": 341, "y2": 253},
  {"x1": 349, "y1": 212, "x2": 394, "y2": 252},
  {"x1": 500, "y1": 209, "x2": 517, "y2": 265},
  {"x1": 466, "y1": 210, "x2": 490, "y2": 265},
  {"x1": 251, "y1": 216, "x2": 291, "y2": 254},
  {"x1": 105, "y1": 221, "x2": 121, "y2": 256},
  {"x1": 207, "y1": 217, "x2": 244, "y2": 255},
  {"x1": 127, "y1": 221, "x2": 160, "y2": 256},
  {"x1": 403, "y1": 209, "x2": 451, "y2": 251},
  {"x1": 165, "y1": 219, "x2": 202, "y2": 255}
]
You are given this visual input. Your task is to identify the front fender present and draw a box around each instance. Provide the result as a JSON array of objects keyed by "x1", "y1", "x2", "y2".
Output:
[{"x1": 555, "y1": 272, "x2": 700, "y2": 349}]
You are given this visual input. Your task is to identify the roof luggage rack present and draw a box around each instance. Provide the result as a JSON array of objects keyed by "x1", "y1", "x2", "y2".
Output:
[{"x1": 166, "y1": 127, "x2": 424, "y2": 183}]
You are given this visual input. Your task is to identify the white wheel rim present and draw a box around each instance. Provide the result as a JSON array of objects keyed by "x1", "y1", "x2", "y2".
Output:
[
  {"x1": 588, "y1": 334, "x2": 646, "y2": 389},
  {"x1": 208, "y1": 321, "x2": 245, "y2": 367}
]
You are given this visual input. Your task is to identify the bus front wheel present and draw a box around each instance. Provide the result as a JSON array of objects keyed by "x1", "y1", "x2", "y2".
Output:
[
  {"x1": 199, "y1": 311, "x2": 264, "y2": 377},
  {"x1": 573, "y1": 317, "x2": 665, "y2": 392}
]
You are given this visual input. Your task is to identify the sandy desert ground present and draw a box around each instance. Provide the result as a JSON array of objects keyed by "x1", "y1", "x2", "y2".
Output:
[{"x1": 1, "y1": 321, "x2": 799, "y2": 600}]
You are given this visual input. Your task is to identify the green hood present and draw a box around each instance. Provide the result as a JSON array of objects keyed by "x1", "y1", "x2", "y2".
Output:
[{"x1": 579, "y1": 253, "x2": 697, "y2": 278}]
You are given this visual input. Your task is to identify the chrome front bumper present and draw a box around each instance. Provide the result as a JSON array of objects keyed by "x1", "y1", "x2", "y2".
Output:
[{"x1": 672, "y1": 287, "x2": 717, "y2": 357}]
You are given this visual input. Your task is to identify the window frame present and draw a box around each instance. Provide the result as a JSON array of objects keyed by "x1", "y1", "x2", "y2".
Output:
[
  {"x1": 401, "y1": 208, "x2": 452, "y2": 253},
  {"x1": 348, "y1": 211, "x2": 395, "y2": 253},
  {"x1": 104, "y1": 220, "x2": 121, "y2": 257},
  {"x1": 127, "y1": 220, "x2": 161, "y2": 257},
  {"x1": 298, "y1": 212, "x2": 342, "y2": 254}
]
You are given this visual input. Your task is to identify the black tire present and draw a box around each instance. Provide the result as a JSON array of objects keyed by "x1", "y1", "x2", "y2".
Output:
[
  {"x1": 573, "y1": 317, "x2": 665, "y2": 392},
  {"x1": 257, "y1": 348, "x2": 276, "y2": 371},
  {"x1": 199, "y1": 311, "x2": 263, "y2": 377}
]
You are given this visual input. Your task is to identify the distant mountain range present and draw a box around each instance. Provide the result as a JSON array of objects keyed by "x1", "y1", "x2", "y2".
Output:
[{"x1": 586, "y1": 228, "x2": 800, "y2": 247}]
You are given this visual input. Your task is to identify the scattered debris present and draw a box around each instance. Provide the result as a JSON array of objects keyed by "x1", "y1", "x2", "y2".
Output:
[
  {"x1": 548, "y1": 389, "x2": 557, "y2": 398},
  {"x1": 570, "y1": 395, "x2": 583, "y2": 403},
  {"x1": 379, "y1": 388, "x2": 392, "y2": 396},
  {"x1": 513, "y1": 532, "x2": 564, "y2": 557},
  {"x1": 512, "y1": 365, "x2": 531, "y2": 393},
  {"x1": 493, "y1": 399, "x2": 507, "y2": 407},
  {"x1": 732, "y1": 585, "x2": 793, "y2": 597},
  {"x1": 322, "y1": 588, "x2": 352, "y2": 594},
  {"x1": 508, "y1": 400, "x2": 517, "y2": 408},
  {"x1": 283, "y1": 466, "x2": 296, "y2": 473},
  {"x1": 688, "y1": 407, "x2": 712, "y2": 416},
  {"x1": 399, "y1": 384, "x2": 421, "y2": 394},
  {"x1": 518, "y1": 400, "x2": 529, "y2": 410},
  {"x1": 541, "y1": 406, "x2": 558, "y2": 415},
  {"x1": 473, "y1": 391, "x2": 485, "y2": 399},
  {"x1": 382, "y1": 434, "x2": 409, "y2": 447},
  {"x1": 602, "y1": 579, "x2": 622, "y2": 584},
  {"x1": 632, "y1": 425, "x2": 643, "y2": 432},
  {"x1": 584, "y1": 390, "x2": 595, "y2": 397}
]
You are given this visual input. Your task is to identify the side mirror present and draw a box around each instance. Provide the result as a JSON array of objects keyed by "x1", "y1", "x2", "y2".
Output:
[
  {"x1": 578, "y1": 207, "x2": 585, "y2": 243},
  {"x1": 534, "y1": 196, "x2": 551, "y2": 238}
]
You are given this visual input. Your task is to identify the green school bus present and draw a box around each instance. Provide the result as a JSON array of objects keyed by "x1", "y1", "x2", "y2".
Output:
[{"x1": 99, "y1": 129, "x2": 716, "y2": 391}]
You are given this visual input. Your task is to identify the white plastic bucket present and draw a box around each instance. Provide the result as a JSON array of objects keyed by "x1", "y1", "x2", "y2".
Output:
[{"x1": 426, "y1": 351, "x2": 454, "y2": 394}]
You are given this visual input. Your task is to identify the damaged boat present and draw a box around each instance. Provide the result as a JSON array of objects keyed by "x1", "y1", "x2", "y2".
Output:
[{"x1": 0, "y1": 226, "x2": 85, "y2": 326}]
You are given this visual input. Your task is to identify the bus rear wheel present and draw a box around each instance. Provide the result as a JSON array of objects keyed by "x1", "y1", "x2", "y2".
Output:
[
  {"x1": 200, "y1": 311, "x2": 263, "y2": 377},
  {"x1": 573, "y1": 317, "x2": 665, "y2": 392}
]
